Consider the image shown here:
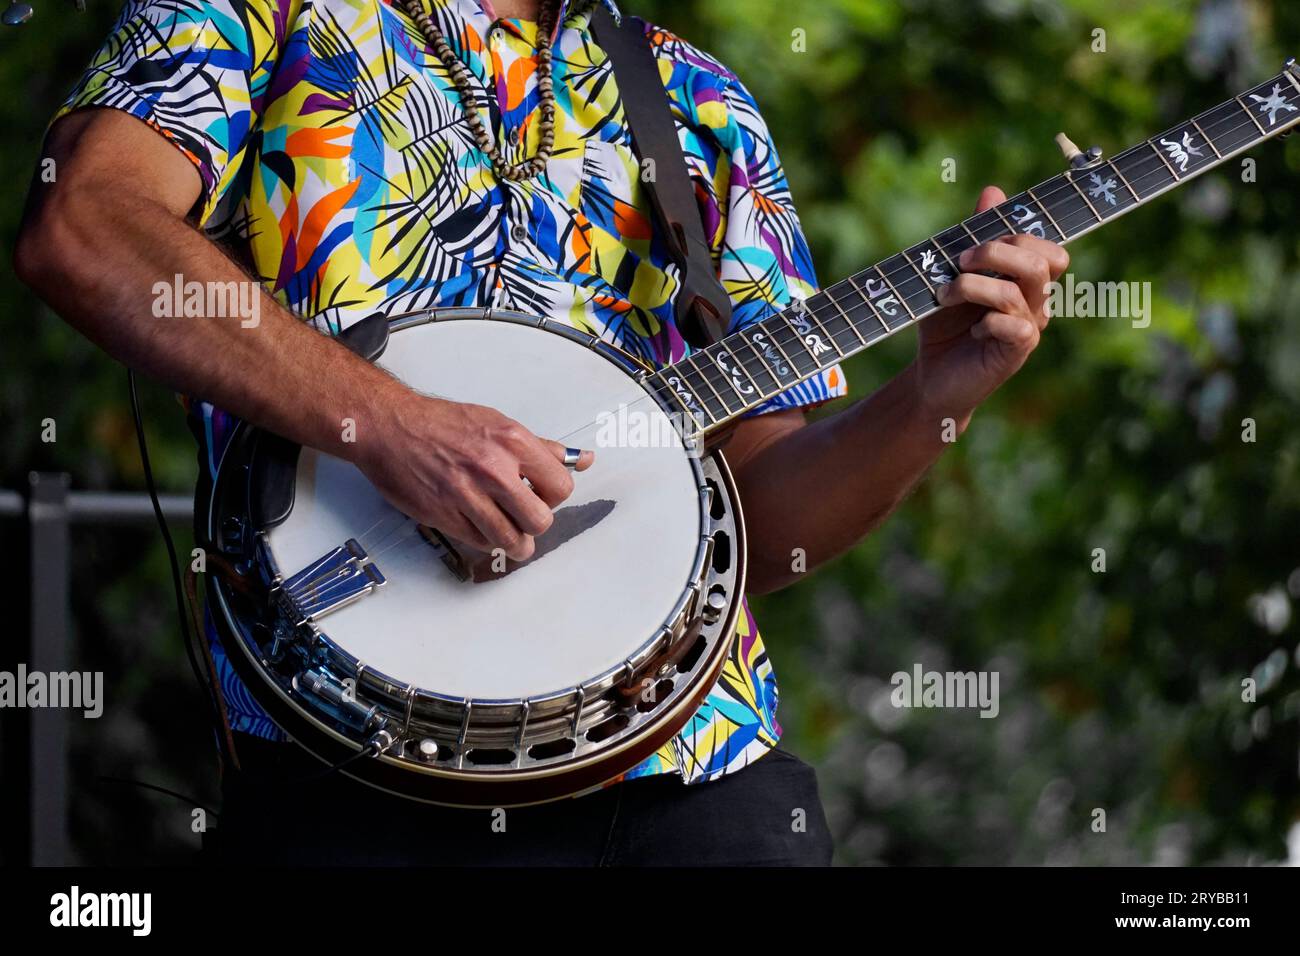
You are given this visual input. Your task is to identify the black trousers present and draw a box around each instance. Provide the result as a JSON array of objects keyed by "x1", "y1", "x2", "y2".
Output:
[{"x1": 209, "y1": 736, "x2": 833, "y2": 866}]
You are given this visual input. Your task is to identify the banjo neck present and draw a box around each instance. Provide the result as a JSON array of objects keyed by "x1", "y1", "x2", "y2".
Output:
[{"x1": 650, "y1": 63, "x2": 1300, "y2": 436}]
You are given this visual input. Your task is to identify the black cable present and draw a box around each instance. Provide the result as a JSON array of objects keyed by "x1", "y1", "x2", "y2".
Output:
[
  {"x1": 97, "y1": 775, "x2": 219, "y2": 819},
  {"x1": 127, "y1": 368, "x2": 231, "y2": 771},
  {"x1": 128, "y1": 369, "x2": 381, "y2": 792},
  {"x1": 296, "y1": 739, "x2": 383, "y2": 784}
]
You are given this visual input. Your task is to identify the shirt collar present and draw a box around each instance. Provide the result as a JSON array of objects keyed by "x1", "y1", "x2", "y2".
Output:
[{"x1": 430, "y1": 0, "x2": 623, "y2": 44}]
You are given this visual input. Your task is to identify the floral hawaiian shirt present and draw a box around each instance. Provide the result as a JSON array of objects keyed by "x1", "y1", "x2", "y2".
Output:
[{"x1": 61, "y1": 0, "x2": 847, "y2": 782}]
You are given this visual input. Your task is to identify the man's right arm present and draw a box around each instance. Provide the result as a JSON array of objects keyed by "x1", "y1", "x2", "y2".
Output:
[{"x1": 15, "y1": 109, "x2": 584, "y2": 560}]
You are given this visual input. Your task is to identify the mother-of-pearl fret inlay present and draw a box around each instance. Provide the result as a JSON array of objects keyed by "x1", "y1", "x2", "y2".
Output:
[
  {"x1": 1011, "y1": 202, "x2": 1048, "y2": 238},
  {"x1": 863, "y1": 277, "x2": 902, "y2": 317},
  {"x1": 748, "y1": 328, "x2": 793, "y2": 374},
  {"x1": 663, "y1": 372, "x2": 707, "y2": 426},
  {"x1": 788, "y1": 300, "x2": 837, "y2": 357},
  {"x1": 1249, "y1": 84, "x2": 1298, "y2": 126},
  {"x1": 1159, "y1": 130, "x2": 1203, "y2": 171},
  {"x1": 711, "y1": 347, "x2": 756, "y2": 396},
  {"x1": 919, "y1": 248, "x2": 954, "y2": 285},
  {"x1": 1086, "y1": 171, "x2": 1120, "y2": 206},
  {"x1": 648, "y1": 65, "x2": 1300, "y2": 434}
]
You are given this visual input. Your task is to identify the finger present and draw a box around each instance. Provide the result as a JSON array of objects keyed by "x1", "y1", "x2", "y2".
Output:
[
  {"x1": 462, "y1": 492, "x2": 535, "y2": 562},
  {"x1": 970, "y1": 311, "x2": 1039, "y2": 348},
  {"x1": 973, "y1": 185, "x2": 1008, "y2": 214},
  {"x1": 438, "y1": 512, "x2": 496, "y2": 555},
  {"x1": 998, "y1": 233, "x2": 1070, "y2": 279},
  {"x1": 937, "y1": 272, "x2": 1029, "y2": 317},
  {"x1": 957, "y1": 242, "x2": 1052, "y2": 319},
  {"x1": 487, "y1": 467, "x2": 556, "y2": 536},
  {"x1": 541, "y1": 439, "x2": 595, "y2": 472},
  {"x1": 517, "y1": 442, "x2": 582, "y2": 510}
]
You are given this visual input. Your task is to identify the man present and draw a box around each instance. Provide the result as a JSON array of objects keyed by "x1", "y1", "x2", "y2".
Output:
[{"x1": 15, "y1": 0, "x2": 1067, "y2": 865}]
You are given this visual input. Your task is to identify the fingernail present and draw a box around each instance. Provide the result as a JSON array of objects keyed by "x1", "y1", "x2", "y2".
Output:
[{"x1": 958, "y1": 248, "x2": 974, "y2": 268}]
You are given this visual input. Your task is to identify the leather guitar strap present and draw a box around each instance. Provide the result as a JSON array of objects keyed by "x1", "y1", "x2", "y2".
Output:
[{"x1": 589, "y1": 4, "x2": 733, "y2": 348}]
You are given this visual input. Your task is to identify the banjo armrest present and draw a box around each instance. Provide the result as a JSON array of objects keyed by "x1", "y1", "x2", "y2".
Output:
[{"x1": 249, "y1": 313, "x2": 391, "y2": 530}]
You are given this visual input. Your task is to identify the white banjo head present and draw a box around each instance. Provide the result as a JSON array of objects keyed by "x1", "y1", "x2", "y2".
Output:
[{"x1": 263, "y1": 316, "x2": 705, "y2": 701}]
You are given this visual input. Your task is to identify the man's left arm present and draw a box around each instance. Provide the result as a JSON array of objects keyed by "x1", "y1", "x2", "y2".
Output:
[{"x1": 728, "y1": 186, "x2": 1069, "y2": 594}]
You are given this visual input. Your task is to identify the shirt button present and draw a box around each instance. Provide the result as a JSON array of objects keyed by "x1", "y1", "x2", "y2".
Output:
[{"x1": 510, "y1": 224, "x2": 528, "y2": 242}]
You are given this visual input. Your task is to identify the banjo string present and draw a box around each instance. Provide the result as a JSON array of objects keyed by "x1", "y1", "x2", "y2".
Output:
[
  {"x1": 356, "y1": 447, "x2": 651, "y2": 564},
  {"x1": 395, "y1": 371, "x2": 683, "y2": 450}
]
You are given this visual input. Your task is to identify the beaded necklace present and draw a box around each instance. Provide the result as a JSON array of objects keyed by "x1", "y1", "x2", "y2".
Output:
[{"x1": 401, "y1": 0, "x2": 561, "y2": 182}]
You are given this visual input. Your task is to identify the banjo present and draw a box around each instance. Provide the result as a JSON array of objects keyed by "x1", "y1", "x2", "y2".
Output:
[{"x1": 204, "y1": 62, "x2": 1300, "y2": 806}]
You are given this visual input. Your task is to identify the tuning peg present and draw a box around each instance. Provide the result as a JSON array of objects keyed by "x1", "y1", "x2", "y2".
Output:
[
  {"x1": 1054, "y1": 133, "x2": 1082, "y2": 164},
  {"x1": 1055, "y1": 133, "x2": 1104, "y2": 169},
  {"x1": 2, "y1": 1, "x2": 34, "y2": 24}
]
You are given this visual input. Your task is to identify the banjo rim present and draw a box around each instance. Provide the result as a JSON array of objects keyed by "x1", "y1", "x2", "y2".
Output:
[{"x1": 202, "y1": 307, "x2": 749, "y2": 805}]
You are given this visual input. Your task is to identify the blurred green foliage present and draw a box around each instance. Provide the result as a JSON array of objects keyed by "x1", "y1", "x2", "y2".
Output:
[{"x1": 3, "y1": 0, "x2": 1299, "y2": 864}]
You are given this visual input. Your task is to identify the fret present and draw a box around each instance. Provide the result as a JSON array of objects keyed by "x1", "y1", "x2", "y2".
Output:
[
  {"x1": 1104, "y1": 161, "x2": 1143, "y2": 208},
  {"x1": 900, "y1": 247, "x2": 938, "y2": 292},
  {"x1": 717, "y1": 335, "x2": 774, "y2": 398},
  {"x1": 932, "y1": 224, "x2": 979, "y2": 269},
  {"x1": 877, "y1": 255, "x2": 932, "y2": 319},
  {"x1": 709, "y1": 342, "x2": 766, "y2": 406},
  {"x1": 687, "y1": 353, "x2": 745, "y2": 416},
  {"x1": 1001, "y1": 191, "x2": 1065, "y2": 243},
  {"x1": 1196, "y1": 99, "x2": 1263, "y2": 155},
  {"x1": 1112, "y1": 146, "x2": 1176, "y2": 203},
  {"x1": 740, "y1": 323, "x2": 802, "y2": 390},
  {"x1": 1147, "y1": 140, "x2": 1180, "y2": 179},
  {"x1": 680, "y1": 357, "x2": 733, "y2": 421},
  {"x1": 858, "y1": 267, "x2": 912, "y2": 328},
  {"x1": 989, "y1": 204, "x2": 1017, "y2": 234},
  {"x1": 904, "y1": 239, "x2": 959, "y2": 292},
  {"x1": 965, "y1": 207, "x2": 1012, "y2": 244},
  {"x1": 1235, "y1": 94, "x2": 1270, "y2": 136},
  {"x1": 1068, "y1": 162, "x2": 1140, "y2": 219},
  {"x1": 1188, "y1": 119, "x2": 1222, "y2": 159},
  {"x1": 1240, "y1": 76, "x2": 1300, "y2": 133},
  {"x1": 717, "y1": 340, "x2": 764, "y2": 395},
  {"x1": 1036, "y1": 177, "x2": 1100, "y2": 240},
  {"x1": 1063, "y1": 170, "x2": 1104, "y2": 221},
  {"x1": 1286, "y1": 68, "x2": 1300, "y2": 96},
  {"x1": 787, "y1": 298, "x2": 846, "y2": 362},
  {"x1": 815, "y1": 281, "x2": 869, "y2": 349},
  {"x1": 764, "y1": 317, "x2": 823, "y2": 376},
  {"x1": 751, "y1": 317, "x2": 808, "y2": 377},
  {"x1": 844, "y1": 273, "x2": 893, "y2": 335},
  {"x1": 1024, "y1": 187, "x2": 1068, "y2": 239},
  {"x1": 656, "y1": 367, "x2": 719, "y2": 430}
]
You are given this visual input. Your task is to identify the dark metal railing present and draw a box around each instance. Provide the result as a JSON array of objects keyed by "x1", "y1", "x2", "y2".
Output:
[{"x1": 3, "y1": 472, "x2": 192, "y2": 866}]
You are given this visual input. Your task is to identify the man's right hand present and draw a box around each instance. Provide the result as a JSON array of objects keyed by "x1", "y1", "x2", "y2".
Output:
[{"x1": 352, "y1": 393, "x2": 593, "y2": 562}]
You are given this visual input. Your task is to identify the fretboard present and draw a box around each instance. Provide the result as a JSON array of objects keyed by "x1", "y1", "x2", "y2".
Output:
[{"x1": 651, "y1": 67, "x2": 1300, "y2": 434}]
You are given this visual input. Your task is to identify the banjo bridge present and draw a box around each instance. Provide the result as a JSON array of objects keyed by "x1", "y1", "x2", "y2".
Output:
[
  {"x1": 275, "y1": 538, "x2": 386, "y2": 624},
  {"x1": 417, "y1": 524, "x2": 472, "y2": 582}
]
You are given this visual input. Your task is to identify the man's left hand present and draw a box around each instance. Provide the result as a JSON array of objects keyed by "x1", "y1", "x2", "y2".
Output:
[{"x1": 914, "y1": 185, "x2": 1070, "y2": 428}]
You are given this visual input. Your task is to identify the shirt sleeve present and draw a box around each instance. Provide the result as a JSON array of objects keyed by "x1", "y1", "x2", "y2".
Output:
[
  {"x1": 712, "y1": 74, "x2": 848, "y2": 417},
  {"x1": 56, "y1": 0, "x2": 300, "y2": 225}
]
